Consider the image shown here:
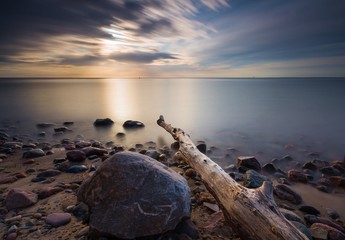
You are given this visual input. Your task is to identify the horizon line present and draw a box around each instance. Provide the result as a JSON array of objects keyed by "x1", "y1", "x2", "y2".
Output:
[{"x1": 0, "y1": 76, "x2": 344, "y2": 79}]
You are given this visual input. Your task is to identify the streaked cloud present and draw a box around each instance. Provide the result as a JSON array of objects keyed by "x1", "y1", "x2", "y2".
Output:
[{"x1": 0, "y1": 0, "x2": 345, "y2": 77}]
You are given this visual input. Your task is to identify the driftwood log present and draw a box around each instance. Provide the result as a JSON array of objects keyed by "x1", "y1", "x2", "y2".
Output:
[{"x1": 157, "y1": 116, "x2": 308, "y2": 240}]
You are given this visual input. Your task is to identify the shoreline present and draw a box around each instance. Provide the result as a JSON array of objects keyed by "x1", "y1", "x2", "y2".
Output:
[{"x1": 1, "y1": 123, "x2": 345, "y2": 239}]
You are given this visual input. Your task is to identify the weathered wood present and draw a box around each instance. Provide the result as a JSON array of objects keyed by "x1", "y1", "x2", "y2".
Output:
[{"x1": 157, "y1": 115, "x2": 308, "y2": 240}]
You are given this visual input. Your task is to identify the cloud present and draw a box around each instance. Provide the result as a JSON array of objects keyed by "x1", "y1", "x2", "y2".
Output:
[
  {"x1": 201, "y1": 0, "x2": 229, "y2": 11},
  {"x1": 111, "y1": 51, "x2": 177, "y2": 64},
  {"x1": 0, "y1": 0, "x2": 226, "y2": 69},
  {"x1": 193, "y1": 0, "x2": 345, "y2": 70}
]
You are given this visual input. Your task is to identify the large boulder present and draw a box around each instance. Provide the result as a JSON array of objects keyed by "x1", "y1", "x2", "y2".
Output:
[{"x1": 77, "y1": 151, "x2": 190, "y2": 239}]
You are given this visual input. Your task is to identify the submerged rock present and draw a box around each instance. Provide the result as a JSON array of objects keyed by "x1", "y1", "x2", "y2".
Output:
[
  {"x1": 288, "y1": 170, "x2": 308, "y2": 183},
  {"x1": 93, "y1": 118, "x2": 114, "y2": 127},
  {"x1": 78, "y1": 151, "x2": 190, "y2": 239},
  {"x1": 243, "y1": 170, "x2": 271, "y2": 188},
  {"x1": 123, "y1": 120, "x2": 145, "y2": 129},
  {"x1": 237, "y1": 156, "x2": 261, "y2": 172}
]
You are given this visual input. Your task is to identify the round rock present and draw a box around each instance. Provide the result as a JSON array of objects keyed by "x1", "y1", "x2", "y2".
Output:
[
  {"x1": 45, "y1": 213, "x2": 71, "y2": 227},
  {"x1": 22, "y1": 149, "x2": 45, "y2": 159},
  {"x1": 66, "y1": 150, "x2": 86, "y2": 162},
  {"x1": 77, "y1": 151, "x2": 190, "y2": 239}
]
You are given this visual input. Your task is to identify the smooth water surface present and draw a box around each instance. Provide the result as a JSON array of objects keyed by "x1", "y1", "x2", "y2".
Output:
[{"x1": 1, "y1": 78, "x2": 344, "y2": 164}]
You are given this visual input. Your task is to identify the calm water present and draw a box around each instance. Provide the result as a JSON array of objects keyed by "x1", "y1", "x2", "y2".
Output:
[{"x1": 1, "y1": 78, "x2": 345, "y2": 165}]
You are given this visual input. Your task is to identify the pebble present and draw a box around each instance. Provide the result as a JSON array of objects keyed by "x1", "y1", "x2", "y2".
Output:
[
  {"x1": 290, "y1": 221, "x2": 312, "y2": 239},
  {"x1": 31, "y1": 177, "x2": 46, "y2": 183},
  {"x1": 310, "y1": 223, "x2": 345, "y2": 240},
  {"x1": 185, "y1": 169, "x2": 197, "y2": 178},
  {"x1": 196, "y1": 143, "x2": 207, "y2": 154},
  {"x1": 299, "y1": 205, "x2": 320, "y2": 215},
  {"x1": 243, "y1": 170, "x2": 270, "y2": 188},
  {"x1": 304, "y1": 215, "x2": 345, "y2": 234},
  {"x1": 279, "y1": 208, "x2": 304, "y2": 224},
  {"x1": 66, "y1": 150, "x2": 86, "y2": 162},
  {"x1": 67, "y1": 165, "x2": 88, "y2": 173},
  {"x1": 37, "y1": 186, "x2": 64, "y2": 199},
  {"x1": 5, "y1": 215, "x2": 22, "y2": 224},
  {"x1": 321, "y1": 166, "x2": 341, "y2": 176},
  {"x1": 237, "y1": 156, "x2": 261, "y2": 172},
  {"x1": 5, "y1": 232, "x2": 17, "y2": 240},
  {"x1": 287, "y1": 170, "x2": 308, "y2": 183},
  {"x1": 76, "y1": 226, "x2": 89, "y2": 238},
  {"x1": 45, "y1": 213, "x2": 71, "y2": 227},
  {"x1": 262, "y1": 163, "x2": 276, "y2": 174},
  {"x1": 326, "y1": 208, "x2": 340, "y2": 220},
  {"x1": 7, "y1": 225, "x2": 18, "y2": 233},
  {"x1": 273, "y1": 184, "x2": 302, "y2": 205},
  {"x1": 203, "y1": 202, "x2": 220, "y2": 212},
  {"x1": 22, "y1": 149, "x2": 45, "y2": 159},
  {"x1": 37, "y1": 169, "x2": 61, "y2": 178}
]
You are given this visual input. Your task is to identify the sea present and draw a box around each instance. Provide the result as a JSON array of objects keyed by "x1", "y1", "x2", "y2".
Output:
[{"x1": 1, "y1": 78, "x2": 344, "y2": 167}]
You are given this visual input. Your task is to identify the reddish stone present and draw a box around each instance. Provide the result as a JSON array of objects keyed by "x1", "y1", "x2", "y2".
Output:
[
  {"x1": 45, "y1": 213, "x2": 71, "y2": 227},
  {"x1": 81, "y1": 147, "x2": 108, "y2": 157},
  {"x1": 330, "y1": 176, "x2": 345, "y2": 188},
  {"x1": 185, "y1": 169, "x2": 197, "y2": 178},
  {"x1": 5, "y1": 188, "x2": 38, "y2": 210},
  {"x1": 288, "y1": 170, "x2": 308, "y2": 183},
  {"x1": 0, "y1": 176, "x2": 18, "y2": 184},
  {"x1": 6, "y1": 232, "x2": 17, "y2": 240},
  {"x1": 66, "y1": 150, "x2": 86, "y2": 162},
  {"x1": 23, "y1": 159, "x2": 35, "y2": 165},
  {"x1": 310, "y1": 223, "x2": 345, "y2": 240},
  {"x1": 37, "y1": 187, "x2": 64, "y2": 199}
]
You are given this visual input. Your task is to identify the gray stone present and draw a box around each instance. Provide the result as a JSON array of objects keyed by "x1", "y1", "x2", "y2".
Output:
[
  {"x1": 291, "y1": 221, "x2": 312, "y2": 239},
  {"x1": 243, "y1": 170, "x2": 271, "y2": 188},
  {"x1": 326, "y1": 208, "x2": 340, "y2": 220},
  {"x1": 196, "y1": 143, "x2": 206, "y2": 154},
  {"x1": 37, "y1": 169, "x2": 61, "y2": 178},
  {"x1": 78, "y1": 151, "x2": 190, "y2": 239},
  {"x1": 279, "y1": 208, "x2": 304, "y2": 224},
  {"x1": 67, "y1": 165, "x2": 88, "y2": 173},
  {"x1": 299, "y1": 205, "x2": 320, "y2": 215},
  {"x1": 22, "y1": 149, "x2": 45, "y2": 159}
]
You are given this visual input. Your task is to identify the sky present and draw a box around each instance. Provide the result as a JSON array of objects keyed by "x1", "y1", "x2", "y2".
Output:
[{"x1": 1, "y1": 0, "x2": 345, "y2": 78}]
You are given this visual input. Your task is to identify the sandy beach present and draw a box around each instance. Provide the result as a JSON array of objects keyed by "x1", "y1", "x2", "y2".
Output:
[{"x1": 1, "y1": 121, "x2": 345, "y2": 240}]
